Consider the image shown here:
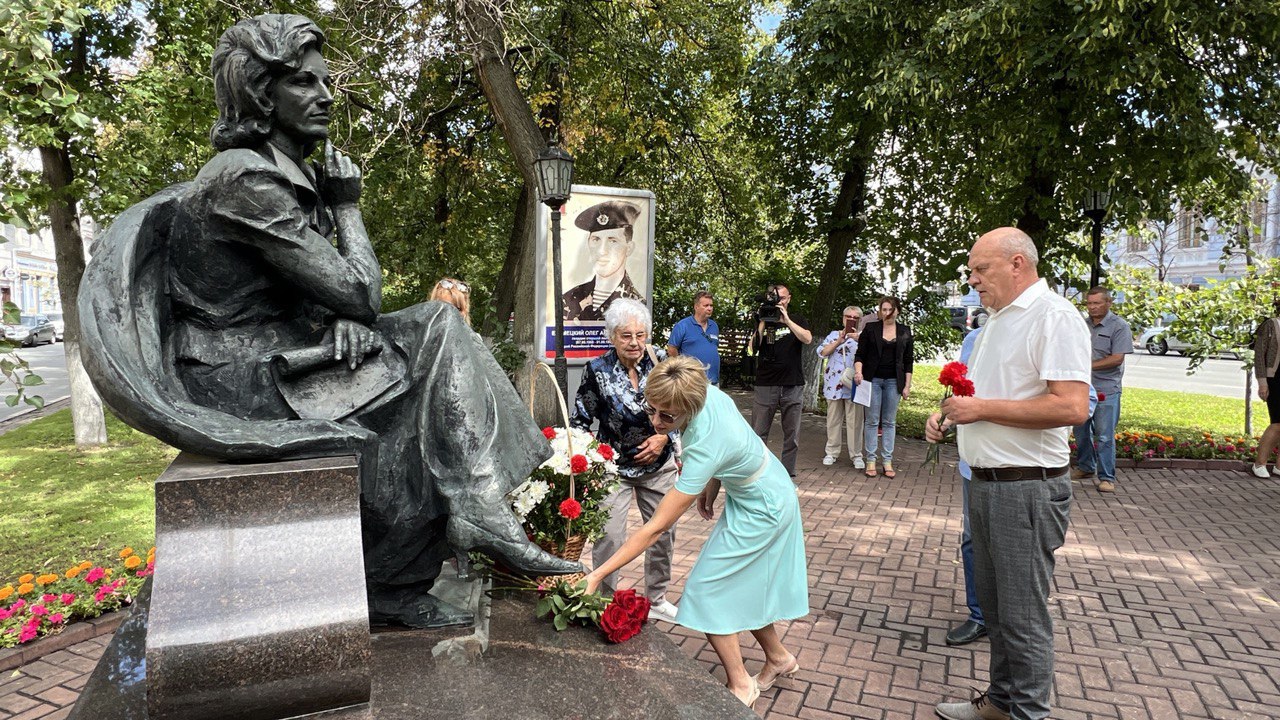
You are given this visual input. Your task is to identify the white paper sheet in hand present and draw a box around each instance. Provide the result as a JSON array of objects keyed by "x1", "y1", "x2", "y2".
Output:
[{"x1": 853, "y1": 379, "x2": 872, "y2": 407}]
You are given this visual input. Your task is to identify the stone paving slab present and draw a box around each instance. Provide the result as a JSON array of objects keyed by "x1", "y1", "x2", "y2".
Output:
[{"x1": 5, "y1": 395, "x2": 1280, "y2": 719}]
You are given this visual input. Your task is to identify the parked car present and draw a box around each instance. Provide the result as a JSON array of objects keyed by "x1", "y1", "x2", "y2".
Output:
[
  {"x1": 1139, "y1": 323, "x2": 1244, "y2": 358},
  {"x1": 3, "y1": 314, "x2": 57, "y2": 347},
  {"x1": 1138, "y1": 325, "x2": 1189, "y2": 355},
  {"x1": 946, "y1": 305, "x2": 988, "y2": 333},
  {"x1": 45, "y1": 311, "x2": 64, "y2": 341}
]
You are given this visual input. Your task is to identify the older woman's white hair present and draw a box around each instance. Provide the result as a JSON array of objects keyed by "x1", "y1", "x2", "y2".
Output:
[{"x1": 603, "y1": 298, "x2": 651, "y2": 339}]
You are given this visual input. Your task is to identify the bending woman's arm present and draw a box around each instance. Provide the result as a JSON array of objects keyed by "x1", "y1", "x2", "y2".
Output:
[{"x1": 584, "y1": 490, "x2": 698, "y2": 594}]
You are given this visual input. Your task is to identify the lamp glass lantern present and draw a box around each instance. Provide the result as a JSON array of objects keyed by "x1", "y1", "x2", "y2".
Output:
[
  {"x1": 1082, "y1": 189, "x2": 1111, "y2": 221},
  {"x1": 534, "y1": 144, "x2": 575, "y2": 207}
]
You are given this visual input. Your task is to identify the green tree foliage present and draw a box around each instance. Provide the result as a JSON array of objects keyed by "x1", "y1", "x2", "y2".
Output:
[
  {"x1": 1112, "y1": 260, "x2": 1280, "y2": 434},
  {"x1": 868, "y1": 0, "x2": 1280, "y2": 289}
]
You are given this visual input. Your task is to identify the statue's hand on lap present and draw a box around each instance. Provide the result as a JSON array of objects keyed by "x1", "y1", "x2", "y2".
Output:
[{"x1": 330, "y1": 318, "x2": 383, "y2": 370}]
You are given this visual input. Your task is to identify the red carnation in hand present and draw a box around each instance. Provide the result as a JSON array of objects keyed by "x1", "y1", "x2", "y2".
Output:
[
  {"x1": 938, "y1": 361, "x2": 969, "y2": 388},
  {"x1": 542, "y1": 427, "x2": 557, "y2": 440},
  {"x1": 1098, "y1": 392, "x2": 1106, "y2": 402},
  {"x1": 558, "y1": 498, "x2": 582, "y2": 519},
  {"x1": 570, "y1": 454, "x2": 589, "y2": 474},
  {"x1": 600, "y1": 601, "x2": 644, "y2": 643},
  {"x1": 598, "y1": 444, "x2": 615, "y2": 461},
  {"x1": 953, "y1": 378, "x2": 976, "y2": 397}
]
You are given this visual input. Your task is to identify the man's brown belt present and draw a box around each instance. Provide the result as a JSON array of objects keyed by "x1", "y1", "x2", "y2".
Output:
[{"x1": 969, "y1": 466, "x2": 1069, "y2": 482}]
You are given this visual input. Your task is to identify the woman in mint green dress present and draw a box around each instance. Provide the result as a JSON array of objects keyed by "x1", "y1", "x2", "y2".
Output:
[{"x1": 585, "y1": 356, "x2": 809, "y2": 707}]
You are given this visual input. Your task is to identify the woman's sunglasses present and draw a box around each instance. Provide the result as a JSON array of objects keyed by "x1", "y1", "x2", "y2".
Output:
[
  {"x1": 640, "y1": 401, "x2": 682, "y2": 425},
  {"x1": 440, "y1": 279, "x2": 470, "y2": 294}
]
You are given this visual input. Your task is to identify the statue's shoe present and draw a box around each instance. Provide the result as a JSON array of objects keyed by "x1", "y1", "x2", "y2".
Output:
[
  {"x1": 370, "y1": 595, "x2": 473, "y2": 629},
  {"x1": 447, "y1": 515, "x2": 583, "y2": 576}
]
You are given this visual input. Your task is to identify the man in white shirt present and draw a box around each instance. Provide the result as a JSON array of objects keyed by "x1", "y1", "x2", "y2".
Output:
[{"x1": 926, "y1": 228, "x2": 1091, "y2": 720}]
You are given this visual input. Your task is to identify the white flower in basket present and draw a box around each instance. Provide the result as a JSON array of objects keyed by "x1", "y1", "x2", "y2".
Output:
[{"x1": 510, "y1": 426, "x2": 620, "y2": 550}]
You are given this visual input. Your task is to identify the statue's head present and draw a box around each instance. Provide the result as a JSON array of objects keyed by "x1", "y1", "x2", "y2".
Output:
[{"x1": 210, "y1": 14, "x2": 327, "y2": 151}]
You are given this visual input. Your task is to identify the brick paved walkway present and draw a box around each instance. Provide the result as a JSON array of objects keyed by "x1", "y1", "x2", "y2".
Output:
[{"x1": 5, "y1": 399, "x2": 1280, "y2": 719}]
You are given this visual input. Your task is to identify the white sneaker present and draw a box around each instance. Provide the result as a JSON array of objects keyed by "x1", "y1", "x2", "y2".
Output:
[
  {"x1": 1273, "y1": 465, "x2": 1280, "y2": 477},
  {"x1": 822, "y1": 455, "x2": 836, "y2": 466},
  {"x1": 648, "y1": 599, "x2": 679, "y2": 623},
  {"x1": 1252, "y1": 465, "x2": 1270, "y2": 479},
  {"x1": 853, "y1": 457, "x2": 865, "y2": 469}
]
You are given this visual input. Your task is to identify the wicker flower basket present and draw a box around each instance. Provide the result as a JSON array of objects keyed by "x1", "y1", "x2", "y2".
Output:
[{"x1": 535, "y1": 533, "x2": 587, "y2": 588}]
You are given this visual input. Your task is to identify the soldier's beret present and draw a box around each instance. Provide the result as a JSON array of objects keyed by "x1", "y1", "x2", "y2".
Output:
[{"x1": 574, "y1": 200, "x2": 641, "y2": 233}]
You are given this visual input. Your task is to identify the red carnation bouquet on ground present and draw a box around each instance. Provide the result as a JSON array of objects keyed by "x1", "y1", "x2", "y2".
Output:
[{"x1": 923, "y1": 361, "x2": 975, "y2": 474}]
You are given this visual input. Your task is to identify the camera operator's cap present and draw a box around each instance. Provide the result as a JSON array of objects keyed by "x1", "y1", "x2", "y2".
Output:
[{"x1": 574, "y1": 200, "x2": 641, "y2": 233}]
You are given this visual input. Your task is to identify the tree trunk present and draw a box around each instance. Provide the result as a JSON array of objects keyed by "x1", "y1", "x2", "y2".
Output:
[
  {"x1": 39, "y1": 140, "x2": 106, "y2": 448},
  {"x1": 456, "y1": 0, "x2": 556, "y2": 422},
  {"x1": 490, "y1": 181, "x2": 530, "y2": 333},
  {"x1": 1013, "y1": 158, "x2": 1056, "y2": 259},
  {"x1": 802, "y1": 158, "x2": 871, "y2": 411}
]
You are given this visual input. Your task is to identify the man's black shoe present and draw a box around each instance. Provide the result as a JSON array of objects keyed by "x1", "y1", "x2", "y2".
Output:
[{"x1": 945, "y1": 620, "x2": 988, "y2": 646}]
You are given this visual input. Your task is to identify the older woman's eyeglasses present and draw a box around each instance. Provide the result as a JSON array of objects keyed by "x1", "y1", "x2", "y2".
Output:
[
  {"x1": 640, "y1": 401, "x2": 682, "y2": 425},
  {"x1": 439, "y1": 280, "x2": 470, "y2": 294}
]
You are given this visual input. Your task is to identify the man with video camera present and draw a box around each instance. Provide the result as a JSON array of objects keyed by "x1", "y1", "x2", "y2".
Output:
[{"x1": 748, "y1": 283, "x2": 813, "y2": 477}]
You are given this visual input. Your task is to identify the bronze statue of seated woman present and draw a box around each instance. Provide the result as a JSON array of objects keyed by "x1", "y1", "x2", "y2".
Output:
[{"x1": 79, "y1": 13, "x2": 579, "y2": 628}]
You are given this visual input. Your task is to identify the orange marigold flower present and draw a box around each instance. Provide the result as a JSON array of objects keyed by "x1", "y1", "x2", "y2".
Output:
[
  {"x1": 120, "y1": 547, "x2": 134, "y2": 558},
  {"x1": 19, "y1": 573, "x2": 34, "y2": 584},
  {"x1": 65, "y1": 567, "x2": 82, "y2": 579},
  {"x1": 124, "y1": 556, "x2": 142, "y2": 569},
  {"x1": 0, "y1": 586, "x2": 12, "y2": 601},
  {"x1": 18, "y1": 583, "x2": 35, "y2": 595},
  {"x1": 36, "y1": 574, "x2": 58, "y2": 586},
  {"x1": 78, "y1": 561, "x2": 92, "y2": 571},
  {"x1": 104, "y1": 569, "x2": 113, "y2": 578}
]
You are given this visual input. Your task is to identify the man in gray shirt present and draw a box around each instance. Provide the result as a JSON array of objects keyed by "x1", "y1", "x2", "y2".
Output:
[{"x1": 1071, "y1": 286, "x2": 1133, "y2": 493}]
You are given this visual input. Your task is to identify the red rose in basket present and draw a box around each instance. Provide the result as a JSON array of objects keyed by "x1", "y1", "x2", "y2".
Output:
[{"x1": 923, "y1": 361, "x2": 975, "y2": 474}]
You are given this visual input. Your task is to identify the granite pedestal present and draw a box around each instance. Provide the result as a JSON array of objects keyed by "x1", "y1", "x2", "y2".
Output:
[
  {"x1": 73, "y1": 588, "x2": 756, "y2": 720},
  {"x1": 69, "y1": 454, "x2": 373, "y2": 720}
]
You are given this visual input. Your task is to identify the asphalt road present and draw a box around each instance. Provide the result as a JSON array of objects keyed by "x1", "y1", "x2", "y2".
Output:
[
  {"x1": 1, "y1": 341, "x2": 71, "y2": 423},
  {"x1": 1122, "y1": 348, "x2": 1256, "y2": 399}
]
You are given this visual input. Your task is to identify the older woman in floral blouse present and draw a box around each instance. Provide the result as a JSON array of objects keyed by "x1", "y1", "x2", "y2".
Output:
[
  {"x1": 571, "y1": 298, "x2": 680, "y2": 623},
  {"x1": 817, "y1": 305, "x2": 865, "y2": 469}
]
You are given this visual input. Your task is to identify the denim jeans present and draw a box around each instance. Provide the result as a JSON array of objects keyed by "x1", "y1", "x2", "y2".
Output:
[
  {"x1": 1075, "y1": 392, "x2": 1120, "y2": 482},
  {"x1": 864, "y1": 377, "x2": 900, "y2": 464},
  {"x1": 959, "y1": 463, "x2": 984, "y2": 624}
]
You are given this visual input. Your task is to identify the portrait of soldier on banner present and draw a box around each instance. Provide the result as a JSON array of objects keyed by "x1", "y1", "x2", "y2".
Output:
[{"x1": 562, "y1": 200, "x2": 647, "y2": 321}]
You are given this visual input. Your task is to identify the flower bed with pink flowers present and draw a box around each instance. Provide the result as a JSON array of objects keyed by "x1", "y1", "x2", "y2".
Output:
[
  {"x1": 1071, "y1": 430, "x2": 1273, "y2": 464},
  {"x1": 0, "y1": 546, "x2": 153, "y2": 649}
]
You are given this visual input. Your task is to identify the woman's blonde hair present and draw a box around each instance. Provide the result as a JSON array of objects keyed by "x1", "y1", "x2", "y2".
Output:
[
  {"x1": 645, "y1": 356, "x2": 709, "y2": 423},
  {"x1": 430, "y1": 278, "x2": 471, "y2": 326}
]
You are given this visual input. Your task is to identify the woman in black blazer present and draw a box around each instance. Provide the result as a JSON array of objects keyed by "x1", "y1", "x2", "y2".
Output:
[{"x1": 852, "y1": 297, "x2": 914, "y2": 478}]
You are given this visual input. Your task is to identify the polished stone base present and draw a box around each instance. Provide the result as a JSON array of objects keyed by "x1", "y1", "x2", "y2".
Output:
[
  {"x1": 147, "y1": 454, "x2": 372, "y2": 720},
  {"x1": 70, "y1": 588, "x2": 754, "y2": 720}
]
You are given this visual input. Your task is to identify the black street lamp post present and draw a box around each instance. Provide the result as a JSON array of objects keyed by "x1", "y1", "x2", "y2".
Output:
[
  {"x1": 534, "y1": 143, "x2": 576, "y2": 400},
  {"x1": 1082, "y1": 189, "x2": 1111, "y2": 289}
]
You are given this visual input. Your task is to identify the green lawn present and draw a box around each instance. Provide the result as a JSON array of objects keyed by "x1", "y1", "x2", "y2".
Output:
[
  {"x1": 897, "y1": 365, "x2": 1265, "y2": 442},
  {"x1": 0, "y1": 410, "x2": 175, "y2": 581}
]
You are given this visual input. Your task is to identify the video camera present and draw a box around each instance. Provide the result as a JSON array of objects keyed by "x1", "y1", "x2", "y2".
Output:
[{"x1": 755, "y1": 288, "x2": 783, "y2": 324}]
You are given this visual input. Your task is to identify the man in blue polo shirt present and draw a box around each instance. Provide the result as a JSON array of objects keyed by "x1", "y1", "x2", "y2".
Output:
[{"x1": 666, "y1": 290, "x2": 720, "y2": 384}]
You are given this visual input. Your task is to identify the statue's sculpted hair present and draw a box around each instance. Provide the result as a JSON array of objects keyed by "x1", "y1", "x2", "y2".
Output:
[{"x1": 210, "y1": 14, "x2": 325, "y2": 150}]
